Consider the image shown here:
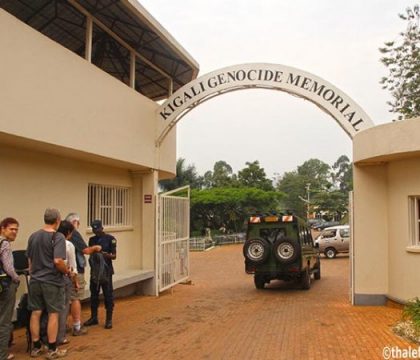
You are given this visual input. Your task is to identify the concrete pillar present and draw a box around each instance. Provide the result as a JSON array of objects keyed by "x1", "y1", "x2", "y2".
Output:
[{"x1": 141, "y1": 170, "x2": 159, "y2": 295}]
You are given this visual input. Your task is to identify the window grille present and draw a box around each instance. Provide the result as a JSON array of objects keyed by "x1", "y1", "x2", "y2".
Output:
[
  {"x1": 88, "y1": 184, "x2": 132, "y2": 227},
  {"x1": 409, "y1": 196, "x2": 420, "y2": 245}
]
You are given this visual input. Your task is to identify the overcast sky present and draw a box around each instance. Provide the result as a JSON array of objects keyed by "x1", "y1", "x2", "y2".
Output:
[{"x1": 141, "y1": 0, "x2": 408, "y2": 179}]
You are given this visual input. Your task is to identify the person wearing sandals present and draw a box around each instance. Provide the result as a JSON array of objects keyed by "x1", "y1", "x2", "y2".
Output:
[
  {"x1": 26, "y1": 208, "x2": 69, "y2": 359},
  {"x1": 64, "y1": 213, "x2": 101, "y2": 336},
  {"x1": 0, "y1": 217, "x2": 20, "y2": 360},
  {"x1": 56, "y1": 221, "x2": 78, "y2": 346}
]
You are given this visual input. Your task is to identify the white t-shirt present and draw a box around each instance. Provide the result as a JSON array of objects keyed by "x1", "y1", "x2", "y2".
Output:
[{"x1": 66, "y1": 240, "x2": 78, "y2": 274}]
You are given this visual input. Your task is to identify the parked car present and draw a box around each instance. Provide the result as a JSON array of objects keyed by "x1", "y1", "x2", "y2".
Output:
[
  {"x1": 243, "y1": 213, "x2": 321, "y2": 290},
  {"x1": 314, "y1": 225, "x2": 350, "y2": 259},
  {"x1": 307, "y1": 218, "x2": 324, "y2": 228},
  {"x1": 312, "y1": 220, "x2": 340, "y2": 231}
]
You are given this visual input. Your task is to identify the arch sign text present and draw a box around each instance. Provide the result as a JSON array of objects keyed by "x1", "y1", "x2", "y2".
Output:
[{"x1": 156, "y1": 63, "x2": 374, "y2": 145}]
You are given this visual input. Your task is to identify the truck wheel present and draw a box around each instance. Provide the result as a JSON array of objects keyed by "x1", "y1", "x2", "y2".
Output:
[
  {"x1": 272, "y1": 237, "x2": 299, "y2": 264},
  {"x1": 314, "y1": 258, "x2": 321, "y2": 280},
  {"x1": 254, "y1": 274, "x2": 265, "y2": 289},
  {"x1": 243, "y1": 238, "x2": 270, "y2": 265},
  {"x1": 324, "y1": 248, "x2": 337, "y2": 259},
  {"x1": 301, "y1": 267, "x2": 311, "y2": 290}
]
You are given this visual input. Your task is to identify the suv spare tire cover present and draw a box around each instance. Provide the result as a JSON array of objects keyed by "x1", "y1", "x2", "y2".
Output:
[
  {"x1": 273, "y1": 237, "x2": 300, "y2": 264},
  {"x1": 243, "y1": 237, "x2": 270, "y2": 264}
]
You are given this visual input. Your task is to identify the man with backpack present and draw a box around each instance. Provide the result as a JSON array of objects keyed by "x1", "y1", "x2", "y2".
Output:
[
  {"x1": 84, "y1": 220, "x2": 116, "y2": 330},
  {"x1": 26, "y1": 208, "x2": 69, "y2": 359}
]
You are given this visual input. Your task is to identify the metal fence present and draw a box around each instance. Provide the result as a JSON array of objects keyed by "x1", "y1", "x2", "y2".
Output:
[
  {"x1": 213, "y1": 233, "x2": 246, "y2": 245},
  {"x1": 189, "y1": 233, "x2": 246, "y2": 251},
  {"x1": 189, "y1": 237, "x2": 214, "y2": 251}
]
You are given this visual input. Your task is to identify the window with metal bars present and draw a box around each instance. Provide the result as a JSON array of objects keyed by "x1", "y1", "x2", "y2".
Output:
[
  {"x1": 409, "y1": 196, "x2": 420, "y2": 246},
  {"x1": 88, "y1": 184, "x2": 132, "y2": 228}
]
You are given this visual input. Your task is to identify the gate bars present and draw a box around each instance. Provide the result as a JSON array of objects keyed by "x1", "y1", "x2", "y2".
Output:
[{"x1": 157, "y1": 186, "x2": 190, "y2": 292}]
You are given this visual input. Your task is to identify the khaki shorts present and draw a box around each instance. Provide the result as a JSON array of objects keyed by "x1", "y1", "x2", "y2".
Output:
[
  {"x1": 70, "y1": 273, "x2": 86, "y2": 301},
  {"x1": 28, "y1": 281, "x2": 65, "y2": 313}
]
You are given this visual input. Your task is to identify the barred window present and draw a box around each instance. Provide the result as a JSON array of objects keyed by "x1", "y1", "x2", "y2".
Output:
[
  {"x1": 88, "y1": 184, "x2": 132, "y2": 228},
  {"x1": 409, "y1": 196, "x2": 420, "y2": 245}
]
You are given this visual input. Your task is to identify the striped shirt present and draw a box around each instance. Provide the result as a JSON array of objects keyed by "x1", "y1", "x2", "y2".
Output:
[{"x1": 0, "y1": 236, "x2": 19, "y2": 283}]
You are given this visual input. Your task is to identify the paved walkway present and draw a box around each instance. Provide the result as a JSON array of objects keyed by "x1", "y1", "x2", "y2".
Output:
[{"x1": 11, "y1": 245, "x2": 413, "y2": 359}]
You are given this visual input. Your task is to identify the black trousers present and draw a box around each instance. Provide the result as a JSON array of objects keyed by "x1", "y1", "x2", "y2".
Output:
[
  {"x1": 0, "y1": 282, "x2": 18, "y2": 360},
  {"x1": 89, "y1": 274, "x2": 114, "y2": 314}
]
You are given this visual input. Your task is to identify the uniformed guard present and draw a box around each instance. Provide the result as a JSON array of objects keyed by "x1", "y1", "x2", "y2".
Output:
[{"x1": 84, "y1": 220, "x2": 117, "y2": 329}]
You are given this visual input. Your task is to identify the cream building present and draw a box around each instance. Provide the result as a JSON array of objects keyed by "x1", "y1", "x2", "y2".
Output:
[{"x1": 0, "y1": 1, "x2": 198, "y2": 296}]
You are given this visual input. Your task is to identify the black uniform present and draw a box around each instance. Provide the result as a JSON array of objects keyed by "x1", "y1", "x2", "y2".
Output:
[{"x1": 88, "y1": 233, "x2": 116, "y2": 316}]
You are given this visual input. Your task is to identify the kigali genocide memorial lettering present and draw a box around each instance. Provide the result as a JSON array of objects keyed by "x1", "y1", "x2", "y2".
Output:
[{"x1": 156, "y1": 64, "x2": 374, "y2": 145}]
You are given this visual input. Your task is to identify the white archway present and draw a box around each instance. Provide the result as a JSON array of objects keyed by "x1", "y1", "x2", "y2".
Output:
[{"x1": 156, "y1": 63, "x2": 374, "y2": 145}]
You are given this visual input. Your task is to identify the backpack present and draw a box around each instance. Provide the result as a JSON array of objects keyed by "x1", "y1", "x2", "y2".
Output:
[{"x1": 89, "y1": 252, "x2": 109, "y2": 287}]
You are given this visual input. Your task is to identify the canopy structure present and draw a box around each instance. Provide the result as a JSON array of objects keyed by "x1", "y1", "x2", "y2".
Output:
[{"x1": 0, "y1": 0, "x2": 199, "y2": 100}]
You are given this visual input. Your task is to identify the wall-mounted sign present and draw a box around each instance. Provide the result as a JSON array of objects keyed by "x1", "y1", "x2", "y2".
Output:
[
  {"x1": 156, "y1": 63, "x2": 374, "y2": 145},
  {"x1": 144, "y1": 194, "x2": 153, "y2": 204}
]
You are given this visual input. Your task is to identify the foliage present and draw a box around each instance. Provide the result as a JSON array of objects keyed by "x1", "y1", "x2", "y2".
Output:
[
  {"x1": 237, "y1": 161, "x2": 274, "y2": 191},
  {"x1": 159, "y1": 158, "x2": 203, "y2": 191},
  {"x1": 191, "y1": 187, "x2": 284, "y2": 233},
  {"x1": 277, "y1": 158, "x2": 332, "y2": 218},
  {"x1": 380, "y1": 5, "x2": 420, "y2": 119},
  {"x1": 277, "y1": 156, "x2": 353, "y2": 220},
  {"x1": 403, "y1": 297, "x2": 420, "y2": 331},
  {"x1": 332, "y1": 155, "x2": 353, "y2": 192},
  {"x1": 202, "y1": 160, "x2": 237, "y2": 188}
]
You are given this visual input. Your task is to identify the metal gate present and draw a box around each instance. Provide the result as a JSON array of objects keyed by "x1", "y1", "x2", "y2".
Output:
[{"x1": 157, "y1": 185, "x2": 190, "y2": 292}]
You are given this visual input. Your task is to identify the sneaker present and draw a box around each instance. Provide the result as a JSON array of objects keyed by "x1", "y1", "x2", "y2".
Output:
[
  {"x1": 59, "y1": 338, "x2": 70, "y2": 345},
  {"x1": 83, "y1": 317, "x2": 98, "y2": 326},
  {"x1": 30, "y1": 347, "x2": 44, "y2": 358},
  {"x1": 72, "y1": 326, "x2": 88, "y2": 336},
  {"x1": 45, "y1": 348, "x2": 67, "y2": 359}
]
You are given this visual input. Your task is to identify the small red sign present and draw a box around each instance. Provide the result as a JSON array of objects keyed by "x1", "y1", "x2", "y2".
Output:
[{"x1": 144, "y1": 194, "x2": 153, "y2": 203}]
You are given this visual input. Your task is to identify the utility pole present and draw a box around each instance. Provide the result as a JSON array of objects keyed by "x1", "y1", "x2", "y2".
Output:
[
  {"x1": 305, "y1": 183, "x2": 310, "y2": 219},
  {"x1": 298, "y1": 183, "x2": 311, "y2": 220}
]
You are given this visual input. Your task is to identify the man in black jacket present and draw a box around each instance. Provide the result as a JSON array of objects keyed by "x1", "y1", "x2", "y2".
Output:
[{"x1": 84, "y1": 220, "x2": 116, "y2": 329}]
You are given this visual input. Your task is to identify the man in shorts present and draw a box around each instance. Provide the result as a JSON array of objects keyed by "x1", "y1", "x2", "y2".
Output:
[
  {"x1": 64, "y1": 213, "x2": 101, "y2": 336},
  {"x1": 26, "y1": 208, "x2": 69, "y2": 359}
]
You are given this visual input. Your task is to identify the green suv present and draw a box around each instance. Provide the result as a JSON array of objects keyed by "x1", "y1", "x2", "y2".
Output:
[{"x1": 243, "y1": 213, "x2": 321, "y2": 290}]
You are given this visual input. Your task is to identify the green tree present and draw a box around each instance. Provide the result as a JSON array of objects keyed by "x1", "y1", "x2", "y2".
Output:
[
  {"x1": 159, "y1": 158, "x2": 203, "y2": 191},
  {"x1": 202, "y1": 160, "x2": 237, "y2": 188},
  {"x1": 277, "y1": 170, "x2": 307, "y2": 217},
  {"x1": 237, "y1": 161, "x2": 274, "y2": 191},
  {"x1": 297, "y1": 158, "x2": 331, "y2": 190},
  {"x1": 332, "y1": 155, "x2": 353, "y2": 192},
  {"x1": 380, "y1": 4, "x2": 420, "y2": 119},
  {"x1": 276, "y1": 158, "x2": 334, "y2": 218},
  {"x1": 191, "y1": 187, "x2": 284, "y2": 233}
]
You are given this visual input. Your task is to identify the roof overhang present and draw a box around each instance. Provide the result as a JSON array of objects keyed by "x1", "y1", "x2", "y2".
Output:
[{"x1": 0, "y1": 0, "x2": 199, "y2": 100}]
